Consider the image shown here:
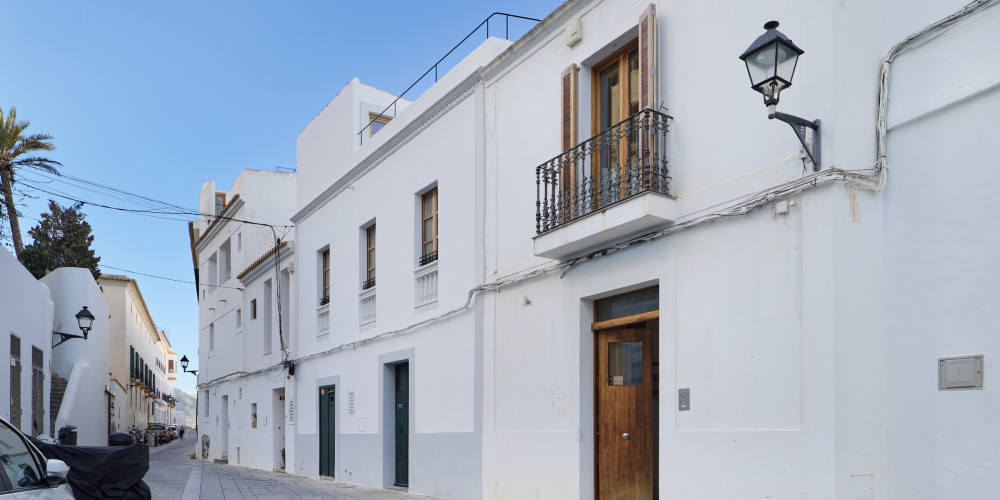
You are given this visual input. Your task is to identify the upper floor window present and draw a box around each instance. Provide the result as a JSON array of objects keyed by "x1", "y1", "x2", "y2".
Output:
[
  {"x1": 369, "y1": 113, "x2": 392, "y2": 136},
  {"x1": 420, "y1": 188, "x2": 438, "y2": 266},
  {"x1": 363, "y1": 224, "x2": 376, "y2": 290},
  {"x1": 214, "y1": 193, "x2": 226, "y2": 215},
  {"x1": 321, "y1": 248, "x2": 331, "y2": 304},
  {"x1": 220, "y1": 237, "x2": 232, "y2": 283}
]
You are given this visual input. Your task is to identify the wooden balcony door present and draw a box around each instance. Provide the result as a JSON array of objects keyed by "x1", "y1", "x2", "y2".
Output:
[{"x1": 593, "y1": 41, "x2": 640, "y2": 207}]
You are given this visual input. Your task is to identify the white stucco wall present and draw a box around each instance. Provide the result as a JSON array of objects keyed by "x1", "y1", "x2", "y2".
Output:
[
  {"x1": 880, "y1": 4, "x2": 1000, "y2": 497},
  {"x1": 477, "y1": 0, "x2": 998, "y2": 498},
  {"x1": 42, "y1": 267, "x2": 111, "y2": 446},
  {"x1": 0, "y1": 247, "x2": 54, "y2": 437}
]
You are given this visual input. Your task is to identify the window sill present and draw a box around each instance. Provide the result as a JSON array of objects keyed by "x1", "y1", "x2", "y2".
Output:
[{"x1": 533, "y1": 192, "x2": 676, "y2": 260}]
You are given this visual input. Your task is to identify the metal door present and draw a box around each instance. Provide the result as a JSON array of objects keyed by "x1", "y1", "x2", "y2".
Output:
[
  {"x1": 393, "y1": 363, "x2": 408, "y2": 487},
  {"x1": 319, "y1": 386, "x2": 335, "y2": 477}
]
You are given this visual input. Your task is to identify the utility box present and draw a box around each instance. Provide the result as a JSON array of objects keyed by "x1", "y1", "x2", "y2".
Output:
[{"x1": 939, "y1": 355, "x2": 984, "y2": 390}]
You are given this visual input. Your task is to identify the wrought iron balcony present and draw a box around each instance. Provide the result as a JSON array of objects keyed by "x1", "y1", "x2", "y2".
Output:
[
  {"x1": 362, "y1": 278, "x2": 376, "y2": 290},
  {"x1": 320, "y1": 295, "x2": 330, "y2": 306},
  {"x1": 418, "y1": 250, "x2": 438, "y2": 267},
  {"x1": 536, "y1": 108, "x2": 671, "y2": 234}
]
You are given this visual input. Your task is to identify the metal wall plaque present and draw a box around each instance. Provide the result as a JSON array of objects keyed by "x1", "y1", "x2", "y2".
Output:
[{"x1": 678, "y1": 388, "x2": 690, "y2": 411}]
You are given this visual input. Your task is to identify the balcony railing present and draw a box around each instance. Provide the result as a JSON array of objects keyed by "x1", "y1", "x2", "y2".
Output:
[
  {"x1": 536, "y1": 109, "x2": 671, "y2": 234},
  {"x1": 418, "y1": 250, "x2": 438, "y2": 267}
]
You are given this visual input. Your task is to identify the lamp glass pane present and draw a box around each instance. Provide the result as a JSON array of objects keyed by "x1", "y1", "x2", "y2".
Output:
[
  {"x1": 775, "y1": 41, "x2": 799, "y2": 86},
  {"x1": 745, "y1": 42, "x2": 777, "y2": 87},
  {"x1": 78, "y1": 315, "x2": 94, "y2": 329}
]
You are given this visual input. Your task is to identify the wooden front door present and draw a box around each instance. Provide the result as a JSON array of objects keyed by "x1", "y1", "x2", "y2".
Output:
[{"x1": 596, "y1": 328, "x2": 654, "y2": 499}]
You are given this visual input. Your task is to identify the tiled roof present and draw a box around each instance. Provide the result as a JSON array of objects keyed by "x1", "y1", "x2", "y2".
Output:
[
  {"x1": 193, "y1": 194, "x2": 242, "y2": 248},
  {"x1": 237, "y1": 241, "x2": 289, "y2": 281}
]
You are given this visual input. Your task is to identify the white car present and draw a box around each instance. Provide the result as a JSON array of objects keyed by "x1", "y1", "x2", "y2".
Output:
[{"x1": 0, "y1": 417, "x2": 73, "y2": 498}]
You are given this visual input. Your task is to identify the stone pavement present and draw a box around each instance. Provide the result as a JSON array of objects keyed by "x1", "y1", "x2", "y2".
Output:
[{"x1": 144, "y1": 436, "x2": 442, "y2": 499}]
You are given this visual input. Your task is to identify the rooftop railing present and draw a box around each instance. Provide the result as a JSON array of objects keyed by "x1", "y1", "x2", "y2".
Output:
[{"x1": 359, "y1": 12, "x2": 541, "y2": 144}]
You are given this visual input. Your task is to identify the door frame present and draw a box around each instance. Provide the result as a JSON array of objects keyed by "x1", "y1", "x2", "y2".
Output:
[
  {"x1": 318, "y1": 384, "x2": 336, "y2": 477},
  {"x1": 592, "y1": 310, "x2": 659, "y2": 499},
  {"x1": 379, "y1": 348, "x2": 414, "y2": 489},
  {"x1": 273, "y1": 387, "x2": 286, "y2": 471}
]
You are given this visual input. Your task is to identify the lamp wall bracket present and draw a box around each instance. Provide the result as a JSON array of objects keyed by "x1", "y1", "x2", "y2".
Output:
[
  {"x1": 768, "y1": 108, "x2": 820, "y2": 170},
  {"x1": 52, "y1": 331, "x2": 86, "y2": 348}
]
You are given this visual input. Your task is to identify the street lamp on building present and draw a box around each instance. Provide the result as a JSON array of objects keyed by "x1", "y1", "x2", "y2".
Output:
[
  {"x1": 53, "y1": 306, "x2": 97, "y2": 348},
  {"x1": 179, "y1": 355, "x2": 198, "y2": 376},
  {"x1": 740, "y1": 21, "x2": 821, "y2": 170}
]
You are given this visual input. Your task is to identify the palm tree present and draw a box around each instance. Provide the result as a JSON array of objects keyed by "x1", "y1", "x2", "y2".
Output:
[{"x1": 0, "y1": 106, "x2": 61, "y2": 258}]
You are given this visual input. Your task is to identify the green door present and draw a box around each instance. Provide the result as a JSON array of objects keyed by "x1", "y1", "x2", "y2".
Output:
[
  {"x1": 394, "y1": 363, "x2": 409, "y2": 487},
  {"x1": 319, "y1": 386, "x2": 335, "y2": 477}
]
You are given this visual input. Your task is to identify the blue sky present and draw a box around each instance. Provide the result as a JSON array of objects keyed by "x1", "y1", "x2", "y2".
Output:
[{"x1": 3, "y1": 1, "x2": 563, "y2": 394}]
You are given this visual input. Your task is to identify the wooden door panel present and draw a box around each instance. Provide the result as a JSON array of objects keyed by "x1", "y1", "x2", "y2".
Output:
[{"x1": 597, "y1": 328, "x2": 654, "y2": 500}]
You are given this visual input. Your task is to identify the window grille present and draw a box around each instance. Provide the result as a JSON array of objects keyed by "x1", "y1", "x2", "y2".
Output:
[
  {"x1": 10, "y1": 335, "x2": 21, "y2": 430},
  {"x1": 31, "y1": 347, "x2": 43, "y2": 435}
]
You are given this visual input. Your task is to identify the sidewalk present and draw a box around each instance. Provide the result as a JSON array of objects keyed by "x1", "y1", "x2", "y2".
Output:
[{"x1": 144, "y1": 437, "x2": 442, "y2": 499}]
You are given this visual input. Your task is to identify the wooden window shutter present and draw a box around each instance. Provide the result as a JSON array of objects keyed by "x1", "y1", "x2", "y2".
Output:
[
  {"x1": 638, "y1": 4, "x2": 657, "y2": 110},
  {"x1": 560, "y1": 64, "x2": 579, "y2": 222},
  {"x1": 561, "y1": 64, "x2": 579, "y2": 151}
]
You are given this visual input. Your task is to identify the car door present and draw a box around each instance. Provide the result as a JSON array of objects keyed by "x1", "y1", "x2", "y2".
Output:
[{"x1": 0, "y1": 420, "x2": 73, "y2": 500}]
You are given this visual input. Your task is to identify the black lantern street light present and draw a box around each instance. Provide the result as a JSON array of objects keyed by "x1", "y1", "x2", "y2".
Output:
[
  {"x1": 180, "y1": 355, "x2": 198, "y2": 376},
  {"x1": 53, "y1": 306, "x2": 97, "y2": 347},
  {"x1": 740, "y1": 21, "x2": 821, "y2": 170}
]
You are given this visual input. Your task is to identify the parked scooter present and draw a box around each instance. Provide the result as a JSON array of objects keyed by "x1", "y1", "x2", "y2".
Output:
[{"x1": 29, "y1": 434, "x2": 152, "y2": 500}]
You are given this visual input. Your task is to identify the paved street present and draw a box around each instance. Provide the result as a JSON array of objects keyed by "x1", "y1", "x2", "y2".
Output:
[{"x1": 144, "y1": 436, "x2": 442, "y2": 500}]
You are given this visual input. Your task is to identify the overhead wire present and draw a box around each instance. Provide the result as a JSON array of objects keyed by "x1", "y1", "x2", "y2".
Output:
[{"x1": 100, "y1": 264, "x2": 244, "y2": 290}]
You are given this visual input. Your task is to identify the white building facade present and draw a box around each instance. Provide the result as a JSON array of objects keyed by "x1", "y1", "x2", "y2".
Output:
[
  {"x1": 97, "y1": 274, "x2": 176, "y2": 435},
  {"x1": 291, "y1": 45, "x2": 502, "y2": 496},
  {"x1": 0, "y1": 247, "x2": 55, "y2": 438},
  {"x1": 479, "y1": 0, "x2": 1000, "y2": 499},
  {"x1": 190, "y1": 168, "x2": 296, "y2": 469},
  {"x1": 283, "y1": 0, "x2": 999, "y2": 499}
]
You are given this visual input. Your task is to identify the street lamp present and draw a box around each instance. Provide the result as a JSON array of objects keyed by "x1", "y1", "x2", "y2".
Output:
[
  {"x1": 180, "y1": 355, "x2": 198, "y2": 376},
  {"x1": 53, "y1": 306, "x2": 97, "y2": 347},
  {"x1": 740, "y1": 21, "x2": 821, "y2": 170}
]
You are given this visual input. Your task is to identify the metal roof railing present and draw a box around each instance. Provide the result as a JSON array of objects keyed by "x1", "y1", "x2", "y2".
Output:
[{"x1": 358, "y1": 12, "x2": 541, "y2": 144}]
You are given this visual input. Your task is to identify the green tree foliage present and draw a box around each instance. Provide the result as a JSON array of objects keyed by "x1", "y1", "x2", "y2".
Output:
[
  {"x1": 20, "y1": 200, "x2": 101, "y2": 279},
  {"x1": 0, "y1": 106, "x2": 61, "y2": 258}
]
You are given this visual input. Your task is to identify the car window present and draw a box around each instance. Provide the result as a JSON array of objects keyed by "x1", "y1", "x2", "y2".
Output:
[{"x1": 0, "y1": 422, "x2": 44, "y2": 490}]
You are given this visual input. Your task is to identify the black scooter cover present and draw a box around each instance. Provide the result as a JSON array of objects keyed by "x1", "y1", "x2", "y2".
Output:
[{"x1": 27, "y1": 437, "x2": 151, "y2": 500}]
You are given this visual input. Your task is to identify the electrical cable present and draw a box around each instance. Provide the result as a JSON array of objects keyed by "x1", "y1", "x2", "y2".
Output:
[{"x1": 100, "y1": 264, "x2": 244, "y2": 290}]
